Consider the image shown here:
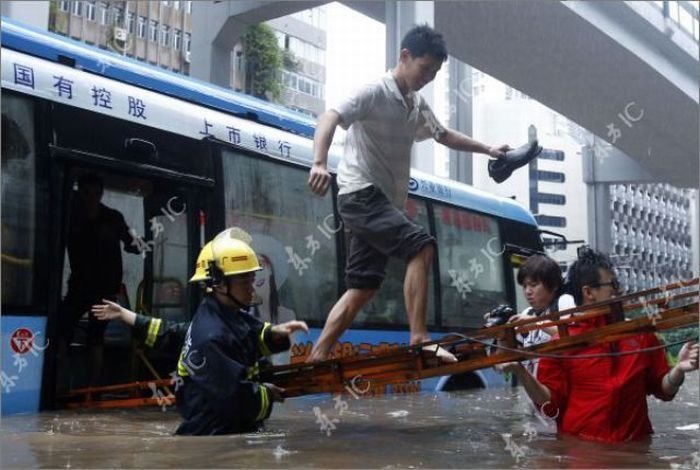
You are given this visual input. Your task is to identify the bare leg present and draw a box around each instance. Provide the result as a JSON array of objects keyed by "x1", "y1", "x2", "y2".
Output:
[
  {"x1": 308, "y1": 288, "x2": 376, "y2": 361},
  {"x1": 404, "y1": 244, "x2": 434, "y2": 345},
  {"x1": 404, "y1": 244, "x2": 456, "y2": 362}
]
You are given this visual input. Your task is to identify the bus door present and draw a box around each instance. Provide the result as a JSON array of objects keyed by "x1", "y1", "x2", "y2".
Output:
[{"x1": 46, "y1": 146, "x2": 216, "y2": 404}]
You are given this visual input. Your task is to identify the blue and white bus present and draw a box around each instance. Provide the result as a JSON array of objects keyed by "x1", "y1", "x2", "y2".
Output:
[{"x1": 1, "y1": 17, "x2": 543, "y2": 414}]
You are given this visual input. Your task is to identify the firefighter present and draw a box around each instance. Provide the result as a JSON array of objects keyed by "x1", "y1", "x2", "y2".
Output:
[{"x1": 174, "y1": 229, "x2": 308, "y2": 435}]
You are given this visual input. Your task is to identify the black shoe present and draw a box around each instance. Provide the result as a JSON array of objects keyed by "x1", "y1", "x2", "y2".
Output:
[{"x1": 488, "y1": 140, "x2": 543, "y2": 183}]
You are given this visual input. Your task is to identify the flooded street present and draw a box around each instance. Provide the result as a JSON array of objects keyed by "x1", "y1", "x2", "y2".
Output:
[{"x1": 1, "y1": 374, "x2": 698, "y2": 469}]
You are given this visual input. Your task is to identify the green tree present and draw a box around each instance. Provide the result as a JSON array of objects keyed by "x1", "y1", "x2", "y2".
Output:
[{"x1": 242, "y1": 24, "x2": 285, "y2": 101}]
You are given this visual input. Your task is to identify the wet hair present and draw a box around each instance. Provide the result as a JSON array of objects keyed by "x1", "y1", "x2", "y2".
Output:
[
  {"x1": 565, "y1": 247, "x2": 615, "y2": 306},
  {"x1": 77, "y1": 172, "x2": 104, "y2": 193},
  {"x1": 516, "y1": 254, "x2": 563, "y2": 294},
  {"x1": 401, "y1": 25, "x2": 448, "y2": 62}
]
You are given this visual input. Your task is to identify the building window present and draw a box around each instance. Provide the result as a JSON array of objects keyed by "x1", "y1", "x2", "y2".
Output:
[
  {"x1": 172, "y1": 0, "x2": 180, "y2": 9},
  {"x1": 149, "y1": 20, "x2": 158, "y2": 42},
  {"x1": 85, "y1": 1, "x2": 96, "y2": 21},
  {"x1": 538, "y1": 149, "x2": 565, "y2": 161},
  {"x1": 537, "y1": 193, "x2": 566, "y2": 205},
  {"x1": 535, "y1": 215, "x2": 567, "y2": 228},
  {"x1": 184, "y1": 32, "x2": 191, "y2": 52},
  {"x1": 160, "y1": 25, "x2": 170, "y2": 47},
  {"x1": 288, "y1": 36, "x2": 325, "y2": 66},
  {"x1": 137, "y1": 16, "x2": 146, "y2": 38},
  {"x1": 173, "y1": 29, "x2": 182, "y2": 50},
  {"x1": 536, "y1": 170, "x2": 566, "y2": 183},
  {"x1": 186, "y1": 1, "x2": 192, "y2": 14},
  {"x1": 282, "y1": 71, "x2": 324, "y2": 99},
  {"x1": 162, "y1": 0, "x2": 169, "y2": 5},
  {"x1": 59, "y1": 1, "x2": 70, "y2": 12},
  {"x1": 98, "y1": 2, "x2": 109, "y2": 24},
  {"x1": 275, "y1": 31, "x2": 285, "y2": 49},
  {"x1": 126, "y1": 12, "x2": 135, "y2": 33},
  {"x1": 113, "y1": 7, "x2": 123, "y2": 26},
  {"x1": 71, "y1": 1, "x2": 82, "y2": 16}
]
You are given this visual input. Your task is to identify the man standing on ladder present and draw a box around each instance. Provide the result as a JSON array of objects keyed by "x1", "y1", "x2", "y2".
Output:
[{"x1": 307, "y1": 25, "x2": 512, "y2": 362}]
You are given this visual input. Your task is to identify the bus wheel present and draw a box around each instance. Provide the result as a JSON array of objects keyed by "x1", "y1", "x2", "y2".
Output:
[{"x1": 441, "y1": 372, "x2": 484, "y2": 391}]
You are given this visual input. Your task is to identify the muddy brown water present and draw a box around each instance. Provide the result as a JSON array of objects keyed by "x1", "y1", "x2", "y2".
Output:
[{"x1": 1, "y1": 374, "x2": 698, "y2": 469}]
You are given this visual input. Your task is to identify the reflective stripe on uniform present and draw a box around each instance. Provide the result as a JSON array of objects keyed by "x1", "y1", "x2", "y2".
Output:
[
  {"x1": 145, "y1": 318, "x2": 163, "y2": 348},
  {"x1": 258, "y1": 322, "x2": 272, "y2": 356},
  {"x1": 176, "y1": 350, "x2": 190, "y2": 377},
  {"x1": 246, "y1": 362, "x2": 260, "y2": 381},
  {"x1": 256, "y1": 385, "x2": 269, "y2": 422}
]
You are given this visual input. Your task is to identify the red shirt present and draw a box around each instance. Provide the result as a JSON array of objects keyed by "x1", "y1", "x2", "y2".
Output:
[{"x1": 536, "y1": 318, "x2": 673, "y2": 443}]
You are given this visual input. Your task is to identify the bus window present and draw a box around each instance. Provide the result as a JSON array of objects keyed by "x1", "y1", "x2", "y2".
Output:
[
  {"x1": 354, "y1": 197, "x2": 435, "y2": 327},
  {"x1": 433, "y1": 204, "x2": 508, "y2": 329},
  {"x1": 147, "y1": 193, "x2": 189, "y2": 322},
  {"x1": 221, "y1": 150, "x2": 338, "y2": 327},
  {"x1": 1, "y1": 94, "x2": 45, "y2": 310}
]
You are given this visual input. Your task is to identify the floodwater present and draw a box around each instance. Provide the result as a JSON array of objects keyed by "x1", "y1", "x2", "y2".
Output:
[{"x1": 1, "y1": 374, "x2": 698, "y2": 469}]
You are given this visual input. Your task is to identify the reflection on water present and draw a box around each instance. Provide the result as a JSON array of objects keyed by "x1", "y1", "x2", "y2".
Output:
[{"x1": 1, "y1": 374, "x2": 698, "y2": 469}]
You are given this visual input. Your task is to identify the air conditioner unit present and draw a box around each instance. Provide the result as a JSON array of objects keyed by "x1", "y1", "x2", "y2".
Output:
[
  {"x1": 184, "y1": 51, "x2": 191, "y2": 63},
  {"x1": 114, "y1": 27, "x2": 128, "y2": 42}
]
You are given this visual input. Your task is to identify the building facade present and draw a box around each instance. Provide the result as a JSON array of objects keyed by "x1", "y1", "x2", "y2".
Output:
[
  {"x1": 467, "y1": 70, "x2": 696, "y2": 288},
  {"x1": 469, "y1": 70, "x2": 588, "y2": 268},
  {"x1": 610, "y1": 183, "x2": 694, "y2": 292},
  {"x1": 230, "y1": 7, "x2": 327, "y2": 118},
  {"x1": 51, "y1": 0, "x2": 192, "y2": 74}
]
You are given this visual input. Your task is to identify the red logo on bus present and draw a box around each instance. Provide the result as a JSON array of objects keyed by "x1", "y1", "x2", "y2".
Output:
[{"x1": 10, "y1": 328, "x2": 35, "y2": 354}]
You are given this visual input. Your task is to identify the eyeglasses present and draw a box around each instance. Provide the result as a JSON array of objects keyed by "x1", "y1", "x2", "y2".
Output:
[{"x1": 590, "y1": 279, "x2": 620, "y2": 291}]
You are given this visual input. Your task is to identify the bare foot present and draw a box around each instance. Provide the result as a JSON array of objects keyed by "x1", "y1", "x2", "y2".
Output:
[
  {"x1": 422, "y1": 344, "x2": 458, "y2": 363},
  {"x1": 306, "y1": 348, "x2": 328, "y2": 363}
]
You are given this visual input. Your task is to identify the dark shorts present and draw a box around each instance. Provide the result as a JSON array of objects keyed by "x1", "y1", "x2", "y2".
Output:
[{"x1": 338, "y1": 185, "x2": 435, "y2": 290}]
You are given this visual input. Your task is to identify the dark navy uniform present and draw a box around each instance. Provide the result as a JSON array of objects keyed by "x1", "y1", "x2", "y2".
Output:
[
  {"x1": 132, "y1": 314, "x2": 190, "y2": 356},
  {"x1": 174, "y1": 296, "x2": 290, "y2": 435}
]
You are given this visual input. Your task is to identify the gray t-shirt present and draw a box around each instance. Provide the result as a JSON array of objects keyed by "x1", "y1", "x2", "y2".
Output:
[{"x1": 333, "y1": 72, "x2": 446, "y2": 208}]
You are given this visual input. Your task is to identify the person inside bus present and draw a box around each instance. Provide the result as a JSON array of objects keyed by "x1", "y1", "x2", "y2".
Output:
[
  {"x1": 495, "y1": 248, "x2": 699, "y2": 443},
  {"x1": 61, "y1": 172, "x2": 140, "y2": 386},
  {"x1": 306, "y1": 24, "x2": 511, "y2": 363},
  {"x1": 175, "y1": 229, "x2": 309, "y2": 435}
]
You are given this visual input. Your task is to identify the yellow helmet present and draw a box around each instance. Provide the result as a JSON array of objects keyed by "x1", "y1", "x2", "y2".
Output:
[
  {"x1": 189, "y1": 241, "x2": 214, "y2": 283},
  {"x1": 209, "y1": 228, "x2": 262, "y2": 281}
]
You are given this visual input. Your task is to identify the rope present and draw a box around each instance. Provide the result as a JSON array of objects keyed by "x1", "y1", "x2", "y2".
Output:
[{"x1": 446, "y1": 332, "x2": 699, "y2": 360}]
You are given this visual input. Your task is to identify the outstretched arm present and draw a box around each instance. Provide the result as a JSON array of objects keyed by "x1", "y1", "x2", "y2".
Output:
[
  {"x1": 92, "y1": 299, "x2": 137, "y2": 326},
  {"x1": 662, "y1": 341, "x2": 699, "y2": 396},
  {"x1": 436, "y1": 129, "x2": 509, "y2": 158}
]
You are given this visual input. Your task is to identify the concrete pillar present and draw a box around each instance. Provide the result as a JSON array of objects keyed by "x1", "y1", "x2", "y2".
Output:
[
  {"x1": 385, "y1": 0, "x2": 438, "y2": 175},
  {"x1": 691, "y1": 189, "x2": 700, "y2": 277},
  {"x1": 190, "y1": 1, "x2": 323, "y2": 88},
  {"x1": 583, "y1": 145, "x2": 613, "y2": 253},
  {"x1": 448, "y1": 58, "x2": 472, "y2": 184}
]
